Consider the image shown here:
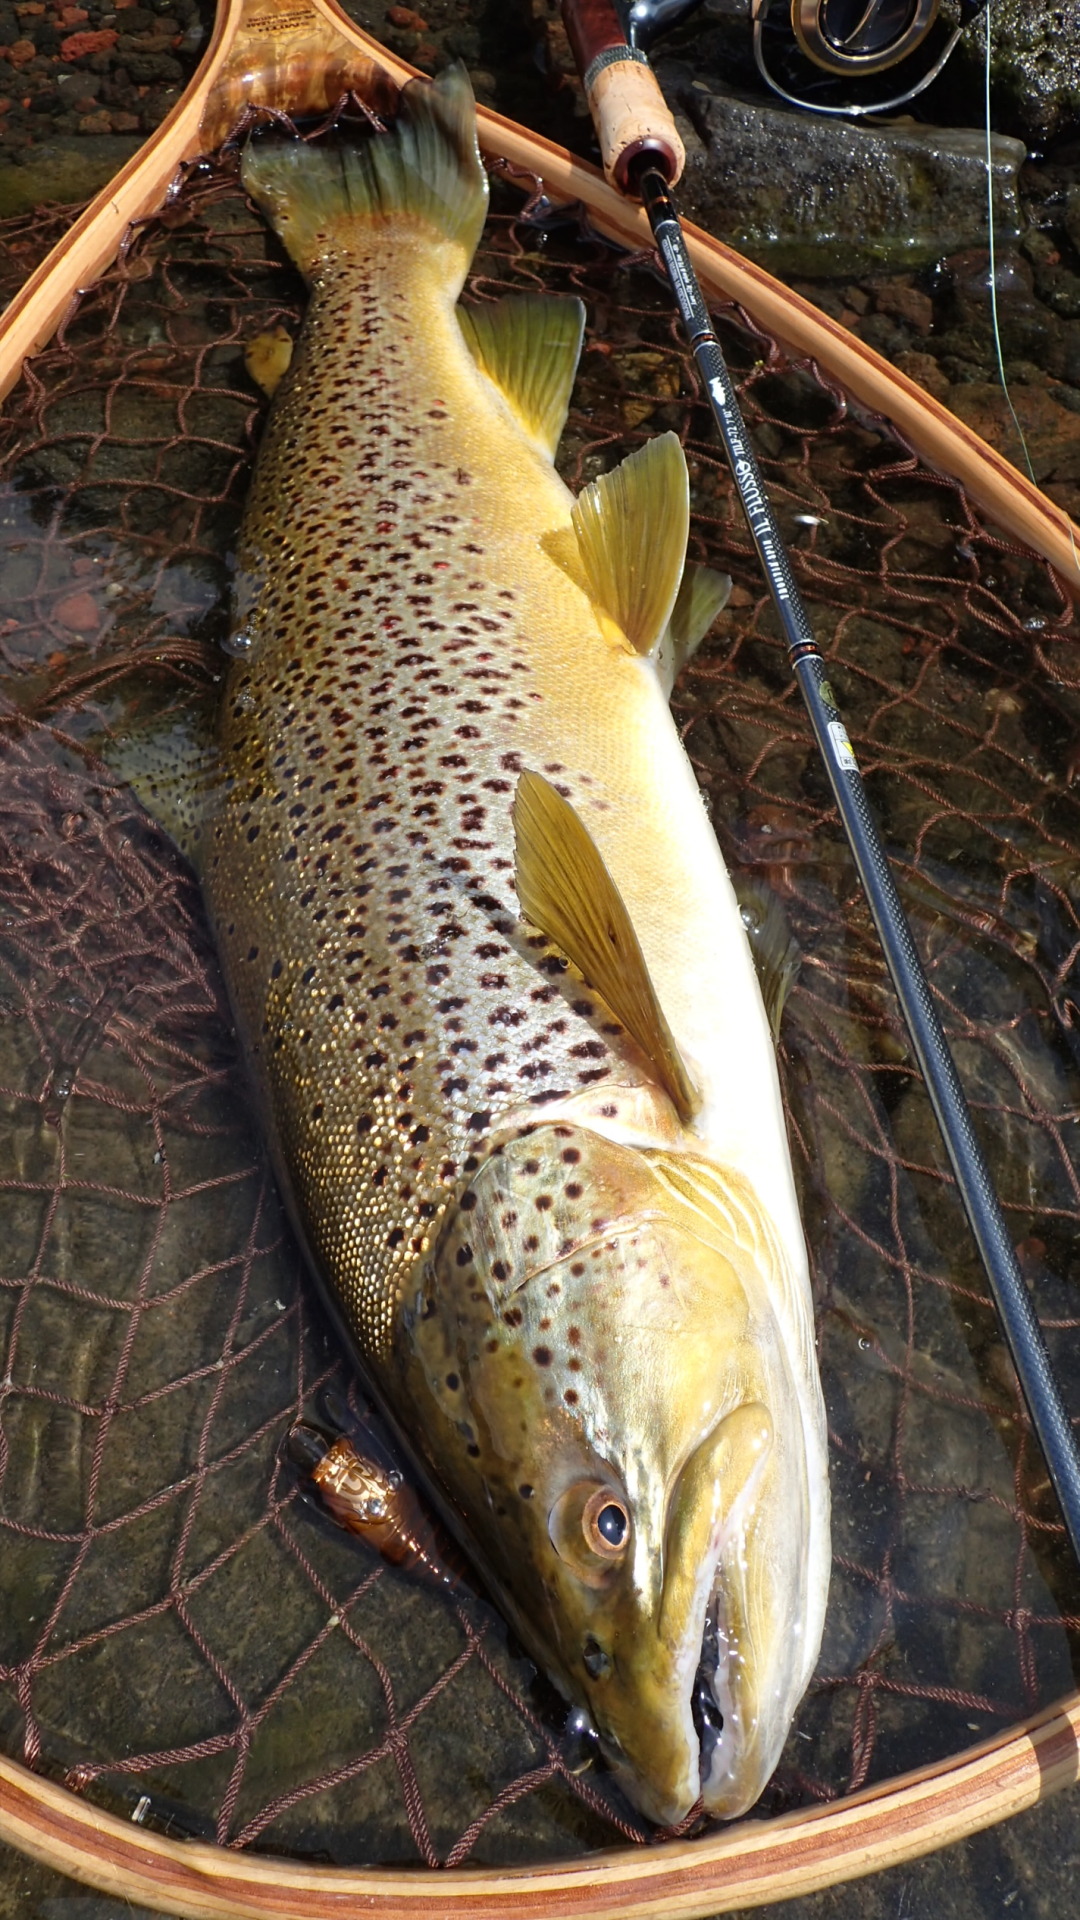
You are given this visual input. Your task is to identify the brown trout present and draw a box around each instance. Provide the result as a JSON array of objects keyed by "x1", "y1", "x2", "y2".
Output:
[{"x1": 171, "y1": 68, "x2": 830, "y2": 1825}]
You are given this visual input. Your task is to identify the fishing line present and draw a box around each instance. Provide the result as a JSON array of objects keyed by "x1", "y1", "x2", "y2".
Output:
[
  {"x1": 561, "y1": 0, "x2": 1080, "y2": 1567},
  {"x1": 982, "y1": 0, "x2": 1037, "y2": 488},
  {"x1": 980, "y1": 1, "x2": 1080, "y2": 577}
]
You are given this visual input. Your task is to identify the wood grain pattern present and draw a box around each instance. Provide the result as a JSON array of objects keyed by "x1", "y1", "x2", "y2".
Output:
[
  {"x1": 0, "y1": 0, "x2": 1075, "y2": 587},
  {"x1": 1, "y1": 0, "x2": 1079, "y2": 1907},
  {"x1": 2, "y1": 1689, "x2": 1079, "y2": 1915}
]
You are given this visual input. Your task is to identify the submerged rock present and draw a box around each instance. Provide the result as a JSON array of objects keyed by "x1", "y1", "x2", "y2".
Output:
[
  {"x1": 947, "y1": 380, "x2": 1080, "y2": 485},
  {"x1": 0, "y1": 134, "x2": 140, "y2": 216},
  {"x1": 662, "y1": 70, "x2": 1026, "y2": 277}
]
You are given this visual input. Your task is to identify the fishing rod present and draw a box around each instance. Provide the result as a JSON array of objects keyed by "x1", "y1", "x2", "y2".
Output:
[{"x1": 560, "y1": 0, "x2": 1080, "y2": 1563}]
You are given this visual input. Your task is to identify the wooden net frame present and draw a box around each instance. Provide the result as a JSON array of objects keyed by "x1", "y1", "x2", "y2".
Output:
[{"x1": 1, "y1": 7, "x2": 1080, "y2": 1914}]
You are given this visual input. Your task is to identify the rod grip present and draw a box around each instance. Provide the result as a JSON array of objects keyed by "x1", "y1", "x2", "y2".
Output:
[{"x1": 560, "y1": 0, "x2": 686, "y2": 192}]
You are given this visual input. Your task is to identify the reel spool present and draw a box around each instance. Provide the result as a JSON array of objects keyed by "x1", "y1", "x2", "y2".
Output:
[
  {"x1": 614, "y1": 0, "x2": 990, "y2": 118},
  {"x1": 751, "y1": 0, "x2": 990, "y2": 117}
]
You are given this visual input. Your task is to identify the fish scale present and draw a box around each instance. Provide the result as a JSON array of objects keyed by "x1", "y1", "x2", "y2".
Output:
[
  {"x1": 211, "y1": 244, "x2": 646, "y2": 1357},
  {"x1": 197, "y1": 67, "x2": 832, "y2": 1829}
]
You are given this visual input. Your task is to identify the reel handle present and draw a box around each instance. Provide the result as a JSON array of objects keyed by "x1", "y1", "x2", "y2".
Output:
[{"x1": 560, "y1": 0, "x2": 685, "y2": 192}]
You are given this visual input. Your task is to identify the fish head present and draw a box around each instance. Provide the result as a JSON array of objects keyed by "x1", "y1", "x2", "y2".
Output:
[{"x1": 397, "y1": 1119, "x2": 824, "y2": 1826}]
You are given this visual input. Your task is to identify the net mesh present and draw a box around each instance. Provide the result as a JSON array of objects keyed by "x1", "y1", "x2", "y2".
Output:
[{"x1": 1, "y1": 143, "x2": 1079, "y2": 1869}]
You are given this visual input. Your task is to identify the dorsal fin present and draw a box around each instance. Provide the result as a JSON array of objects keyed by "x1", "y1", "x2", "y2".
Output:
[
  {"x1": 458, "y1": 295, "x2": 585, "y2": 457},
  {"x1": 570, "y1": 432, "x2": 689, "y2": 656},
  {"x1": 512, "y1": 770, "x2": 697, "y2": 1123},
  {"x1": 654, "y1": 560, "x2": 731, "y2": 696},
  {"x1": 103, "y1": 708, "x2": 218, "y2": 868}
]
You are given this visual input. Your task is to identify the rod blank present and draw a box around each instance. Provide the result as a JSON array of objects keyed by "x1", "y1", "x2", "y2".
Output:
[{"x1": 633, "y1": 161, "x2": 1080, "y2": 1559}]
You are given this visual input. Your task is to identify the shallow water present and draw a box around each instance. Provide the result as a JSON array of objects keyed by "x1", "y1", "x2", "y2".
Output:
[{"x1": 1, "y1": 20, "x2": 1080, "y2": 1918}]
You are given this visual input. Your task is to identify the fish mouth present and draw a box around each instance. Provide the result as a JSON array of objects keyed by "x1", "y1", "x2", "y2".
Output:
[
  {"x1": 656, "y1": 1399, "x2": 774, "y2": 1820},
  {"x1": 690, "y1": 1541, "x2": 753, "y2": 1821},
  {"x1": 691, "y1": 1584, "x2": 727, "y2": 1786}
]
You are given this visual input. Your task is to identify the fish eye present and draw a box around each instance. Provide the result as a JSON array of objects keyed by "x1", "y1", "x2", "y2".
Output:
[
  {"x1": 596, "y1": 1502, "x2": 627, "y2": 1546},
  {"x1": 582, "y1": 1489, "x2": 630, "y2": 1559},
  {"x1": 549, "y1": 1479, "x2": 631, "y2": 1584}
]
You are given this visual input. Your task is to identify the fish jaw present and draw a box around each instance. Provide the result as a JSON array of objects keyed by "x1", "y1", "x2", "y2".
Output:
[{"x1": 391, "y1": 1119, "x2": 827, "y2": 1826}]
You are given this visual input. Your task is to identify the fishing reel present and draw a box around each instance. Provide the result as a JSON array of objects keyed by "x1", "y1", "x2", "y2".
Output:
[
  {"x1": 752, "y1": 0, "x2": 991, "y2": 117},
  {"x1": 621, "y1": 0, "x2": 990, "y2": 118}
]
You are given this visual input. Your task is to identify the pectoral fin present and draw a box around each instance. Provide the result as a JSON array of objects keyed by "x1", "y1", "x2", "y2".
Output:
[
  {"x1": 570, "y1": 432, "x2": 689, "y2": 657},
  {"x1": 244, "y1": 326, "x2": 294, "y2": 399},
  {"x1": 512, "y1": 769, "x2": 697, "y2": 1123},
  {"x1": 458, "y1": 295, "x2": 585, "y2": 457}
]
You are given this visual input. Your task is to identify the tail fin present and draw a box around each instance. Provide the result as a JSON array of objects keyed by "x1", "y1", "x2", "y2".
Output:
[{"x1": 241, "y1": 65, "x2": 488, "y2": 280}]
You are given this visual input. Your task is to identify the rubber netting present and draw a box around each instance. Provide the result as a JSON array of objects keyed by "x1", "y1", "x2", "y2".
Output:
[{"x1": 1, "y1": 143, "x2": 1080, "y2": 1871}]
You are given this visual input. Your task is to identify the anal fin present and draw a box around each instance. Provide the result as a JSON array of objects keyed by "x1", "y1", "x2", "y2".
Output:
[
  {"x1": 458, "y1": 294, "x2": 585, "y2": 457},
  {"x1": 569, "y1": 432, "x2": 689, "y2": 657},
  {"x1": 512, "y1": 770, "x2": 697, "y2": 1123}
]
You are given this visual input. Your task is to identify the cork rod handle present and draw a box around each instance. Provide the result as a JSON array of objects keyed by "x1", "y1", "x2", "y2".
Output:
[{"x1": 560, "y1": 0, "x2": 685, "y2": 192}]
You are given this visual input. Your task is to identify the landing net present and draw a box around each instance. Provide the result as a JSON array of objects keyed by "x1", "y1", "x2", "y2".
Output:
[{"x1": 0, "y1": 147, "x2": 1078, "y2": 1868}]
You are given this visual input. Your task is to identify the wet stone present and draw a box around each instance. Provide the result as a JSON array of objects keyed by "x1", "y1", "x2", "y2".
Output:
[
  {"x1": 950, "y1": 0, "x2": 1080, "y2": 148},
  {"x1": 659, "y1": 64, "x2": 1026, "y2": 277},
  {"x1": 946, "y1": 380, "x2": 1080, "y2": 482}
]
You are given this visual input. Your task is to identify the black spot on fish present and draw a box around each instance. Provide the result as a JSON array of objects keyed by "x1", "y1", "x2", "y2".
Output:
[{"x1": 533, "y1": 1346, "x2": 552, "y2": 1367}]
